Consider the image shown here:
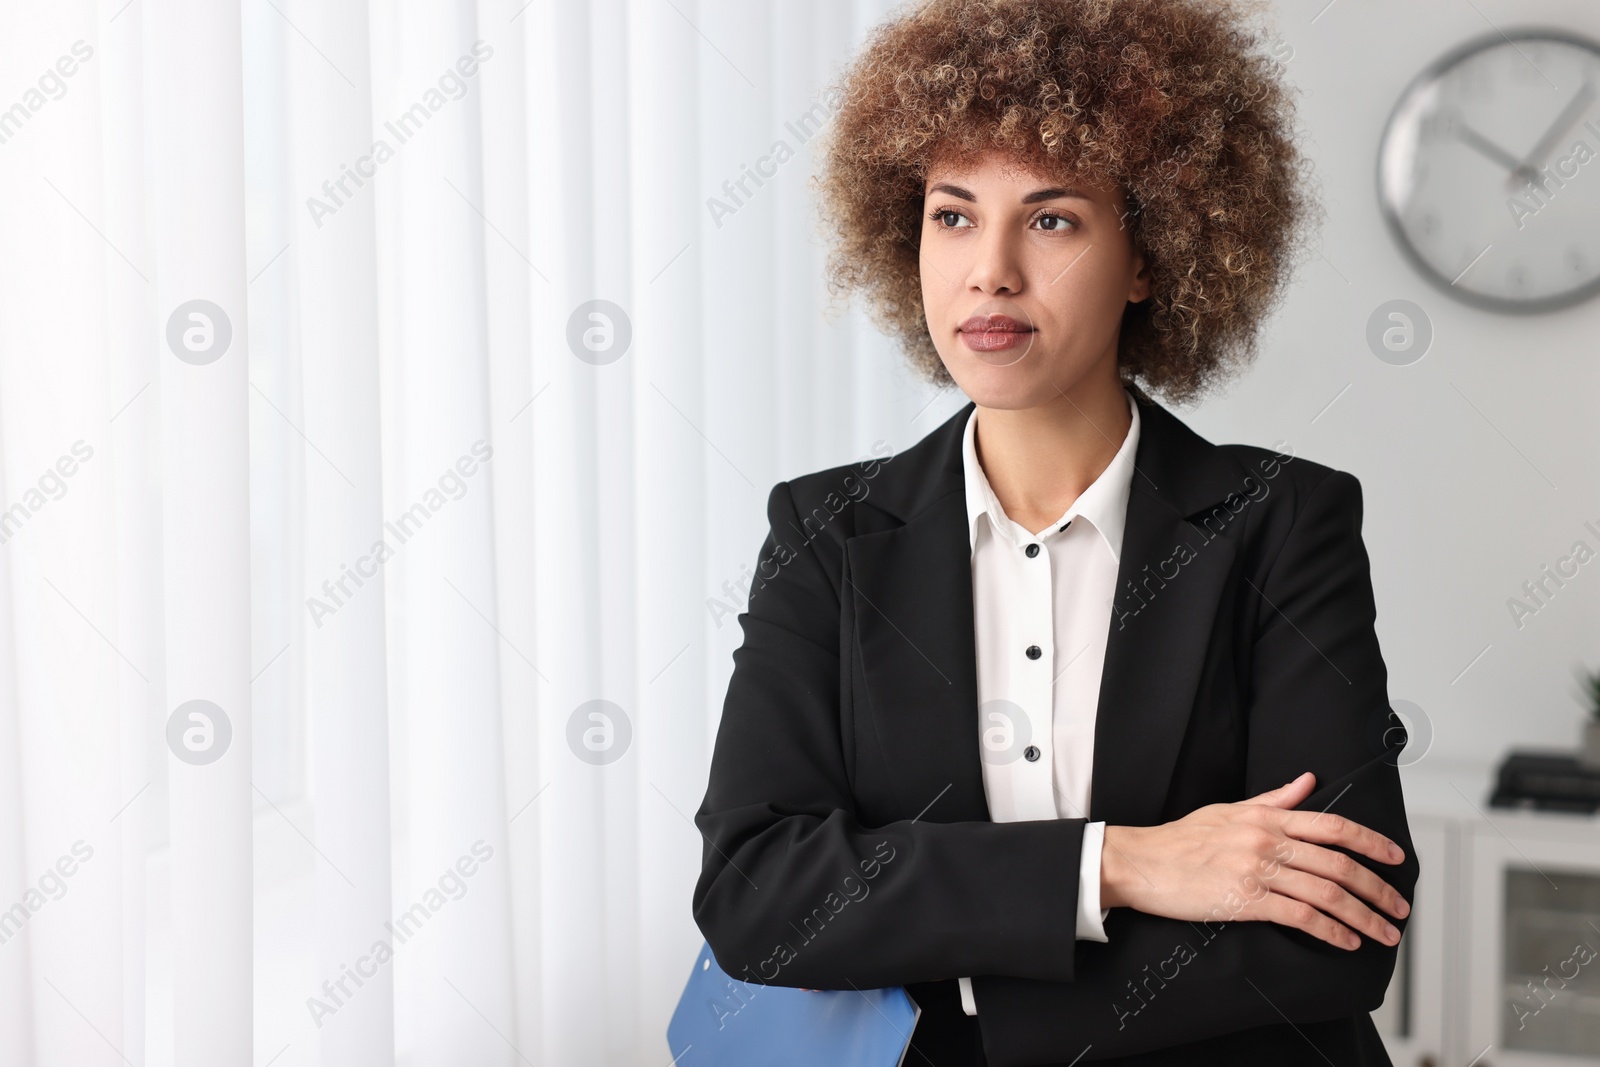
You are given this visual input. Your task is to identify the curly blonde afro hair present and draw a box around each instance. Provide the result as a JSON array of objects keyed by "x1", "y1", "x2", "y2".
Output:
[{"x1": 812, "y1": 0, "x2": 1320, "y2": 403}]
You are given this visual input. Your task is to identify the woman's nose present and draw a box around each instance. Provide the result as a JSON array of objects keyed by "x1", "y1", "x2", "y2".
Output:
[{"x1": 966, "y1": 229, "x2": 1024, "y2": 294}]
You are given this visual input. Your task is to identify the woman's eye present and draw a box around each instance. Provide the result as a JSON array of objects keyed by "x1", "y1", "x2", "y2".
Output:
[{"x1": 926, "y1": 208, "x2": 1075, "y2": 232}]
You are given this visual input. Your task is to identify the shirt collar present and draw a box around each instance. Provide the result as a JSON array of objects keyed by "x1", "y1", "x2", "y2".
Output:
[{"x1": 962, "y1": 389, "x2": 1141, "y2": 563}]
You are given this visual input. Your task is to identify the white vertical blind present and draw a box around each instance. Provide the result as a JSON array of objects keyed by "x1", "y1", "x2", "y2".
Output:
[
  {"x1": 527, "y1": 0, "x2": 608, "y2": 1060},
  {"x1": 102, "y1": 0, "x2": 157, "y2": 1062},
  {"x1": 0, "y1": 500, "x2": 29, "y2": 1067},
  {"x1": 145, "y1": 0, "x2": 255, "y2": 1063},
  {"x1": 632, "y1": 0, "x2": 706, "y2": 1054},
  {"x1": 476, "y1": 0, "x2": 544, "y2": 1057},
  {"x1": 386, "y1": 2, "x2": 515, "y2": 1063},
  {"x1": 285, "y1": 1, "x2": 394, "y2": 1065}
]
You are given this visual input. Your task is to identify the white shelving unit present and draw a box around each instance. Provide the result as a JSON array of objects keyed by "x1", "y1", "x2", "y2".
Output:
[{"x1": 1377, "y1": 758, "x2": 1600, "y2": 1067}]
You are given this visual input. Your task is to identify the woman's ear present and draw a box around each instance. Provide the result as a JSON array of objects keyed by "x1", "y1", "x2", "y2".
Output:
[{"x1": 1128, "y1": 247, "x2": 1153, "y2": 304}]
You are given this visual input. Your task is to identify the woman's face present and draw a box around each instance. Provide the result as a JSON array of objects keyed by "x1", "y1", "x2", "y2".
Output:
[{"x1": 919, "y1": 149, "x2": 1151, "y2": 409}]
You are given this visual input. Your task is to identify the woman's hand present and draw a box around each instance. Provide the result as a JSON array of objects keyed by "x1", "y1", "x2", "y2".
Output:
[{"x1": 1100, "y1": 771, "x2": 1411, "y2": 951}]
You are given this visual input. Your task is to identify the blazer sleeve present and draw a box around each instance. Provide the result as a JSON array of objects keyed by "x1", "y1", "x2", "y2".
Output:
[
  {"x1": 692, "y1": 479, "x2": 1091, "y2": 990},
  {"x1": 969, "y1": 469, "x2": 1421, "y2": 1066}
]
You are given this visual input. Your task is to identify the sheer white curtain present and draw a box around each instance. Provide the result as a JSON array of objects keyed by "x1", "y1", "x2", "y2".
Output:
[{"x1": 0, "y1": 0, "x2": 951, "y2": 1064}]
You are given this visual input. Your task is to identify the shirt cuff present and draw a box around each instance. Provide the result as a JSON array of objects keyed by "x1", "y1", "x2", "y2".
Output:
[
  {"x1": 958, "y1": 975, "x2": 976, "y2": 1015},
  {"x1": 1077, "y1": 821, "x2": 1110, "y2": 942}
]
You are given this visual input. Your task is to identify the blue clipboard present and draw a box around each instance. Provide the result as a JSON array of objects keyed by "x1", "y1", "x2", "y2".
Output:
[{"x1": 667, "y1": 941, "x2": 921, "y2": 1066}]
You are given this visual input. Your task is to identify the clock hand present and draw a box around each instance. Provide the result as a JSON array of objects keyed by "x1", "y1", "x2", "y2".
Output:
[
  {"x1": 1450, "y1": 117, "x2": 1527, "y2": 174},
  {"x1": 1509, "y1": 78, "x2": 1597, "y2": 187}
]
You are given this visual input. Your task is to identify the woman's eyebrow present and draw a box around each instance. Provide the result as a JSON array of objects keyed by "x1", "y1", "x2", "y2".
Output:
[{"x1": 926, "y1": 182, "x2": 1091, "y2": 204}]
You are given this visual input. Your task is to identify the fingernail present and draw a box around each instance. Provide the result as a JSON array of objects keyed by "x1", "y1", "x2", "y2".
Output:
[
  {"x1": 1396, "y1": 897, "x2": 1410, "y2": 918},
  {"x1": 1388, "y1": 844, "x2": 1404, "y2": 862},
  {"x1": 1346, "y1": 933, "x2": 1360, "y2": 949},
  {"x1": 1384, "y1": 923, "x2": 1399, "y2": 943}
]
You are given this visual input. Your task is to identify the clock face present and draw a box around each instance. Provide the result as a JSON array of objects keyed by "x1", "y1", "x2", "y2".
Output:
[{"x1": 1377, "y1": 29, "x2": 1600, "y2": 312}]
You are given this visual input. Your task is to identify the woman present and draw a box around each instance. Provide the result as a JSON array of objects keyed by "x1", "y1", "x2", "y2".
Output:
[{"x1": 692, "y1": 1, "x2": 1418, "y2": 1064}]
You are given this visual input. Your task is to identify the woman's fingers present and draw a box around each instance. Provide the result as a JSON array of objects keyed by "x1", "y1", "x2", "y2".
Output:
[
  {"x1": 1264, "y1": 865, "x2": 1402, "y2": 947},
  {"x1": 1252, "y1": 889, "x2": 1362, "y2": 950},
  {"x1": 1277, "y1": 839, "x2": 1410, "y2": 921},
  {"x1": 1272, "y1": 807, "x2": 1405, "y2": 866}
]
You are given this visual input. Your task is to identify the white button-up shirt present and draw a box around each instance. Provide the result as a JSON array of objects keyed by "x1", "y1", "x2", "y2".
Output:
[{"x1": 956, "y1": 390, "x2": 1140, "y2": 1016}]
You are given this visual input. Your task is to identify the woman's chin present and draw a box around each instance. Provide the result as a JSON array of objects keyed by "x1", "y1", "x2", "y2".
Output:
[
  {"x1": 945, "y1": 365, "x2": 1050, "y2": 411},
  {"x1": 943, "y1": 353, "x2": 1068, "y2": 410}
]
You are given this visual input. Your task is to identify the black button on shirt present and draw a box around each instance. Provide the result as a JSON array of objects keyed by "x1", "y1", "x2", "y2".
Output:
[
  {"x1": 1025, "y1": 644, "x2": 1042, "y2": 660},
  {"x1": 1024, "y1": 745, "x2": 1040, "y2": 762},
  {"x1": 1025, "y1": 543, "x2": 1040, "y2": 557}
]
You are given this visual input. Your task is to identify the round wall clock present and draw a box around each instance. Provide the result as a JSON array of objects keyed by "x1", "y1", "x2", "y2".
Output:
[{"x1": 1377, "y1": 28, "x2": 1600, "y2": 312}]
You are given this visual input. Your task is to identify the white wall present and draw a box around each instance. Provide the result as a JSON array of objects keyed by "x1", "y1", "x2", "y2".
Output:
[{"x1": 1181, "y1": 0, "x2": 1600, "y2": 768}]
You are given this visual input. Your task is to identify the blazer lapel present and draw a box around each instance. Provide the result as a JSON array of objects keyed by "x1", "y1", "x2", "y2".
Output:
[
  {"x1": 847, "y1": 490, "x2": 990, "y2": 824},
  {"x1": 1089, "y1": 398, "x2": 1250, "y2": 827},
  {"x1": 846, "y1": 394, "x2": 1251, "y2": 830}
]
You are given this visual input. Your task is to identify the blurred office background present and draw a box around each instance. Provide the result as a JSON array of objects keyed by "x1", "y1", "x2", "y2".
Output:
[{"x1": 0, "y1": 0, "x2": 1598, "y2": 1064}]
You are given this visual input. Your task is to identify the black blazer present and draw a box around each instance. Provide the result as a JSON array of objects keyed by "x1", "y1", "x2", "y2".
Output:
[{"x1": 692, "y1": 393, "x2": 1419, "y2": 1067}]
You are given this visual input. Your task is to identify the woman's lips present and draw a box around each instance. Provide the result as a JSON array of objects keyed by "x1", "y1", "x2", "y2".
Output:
[{"x1": 959, "y1": 314, "x2": 1034, "y2": 353}]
